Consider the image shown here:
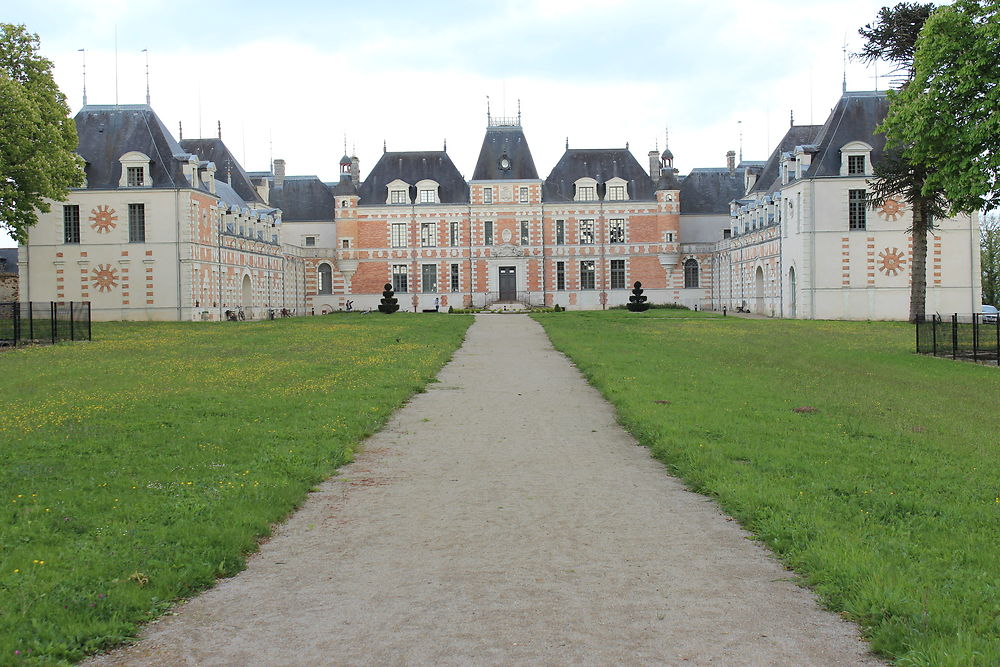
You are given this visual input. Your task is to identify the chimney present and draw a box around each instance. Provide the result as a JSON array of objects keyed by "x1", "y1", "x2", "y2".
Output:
[
  {"x1": 273, "y1": 158, "x2": 285, "y2": 188},
  {"x1": 648, "y1": 150, "x2": 659, "y2": 181},
  {"x1": 726, "y1": 150, "x2": 736, "y2": 174},
  {"x1": 351, "y1": 155, "x2": 360, "y2": 185}
]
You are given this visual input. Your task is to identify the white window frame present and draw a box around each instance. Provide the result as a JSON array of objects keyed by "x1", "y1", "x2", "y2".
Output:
[
  {"x1": 387, "y1": 179, "x2": 410, "y2": 205},
  {"x1": 609, "y1": 218, "x2": 625, "y2": 244},
  {"x1": 840, "y1": 141, "x2": 874, "y2": 177},
  {"x1": 606, "y1": 177, "x2": 629, "y2": 201},
  {"x1": 416, "y1": 179, "x2": 440, "y2": 204},
  {"x1": 574, "y1": 178, "x2": 598, "y2": 202},
  {"x1": 119, "y1": 151, "x2": 152, "y2": 188},
  {"x1": 579, "y1": 219, "x2": 595, "y2": 245},
  {"x1": 483, "y1": 187, "x2": 493, "y2": 204},
  {"x1": 420, "y1": 222, "x2": 437, "y2": 247},
  {"x1": 391, "y1": 223, "x2": 407, "y2": 248}
]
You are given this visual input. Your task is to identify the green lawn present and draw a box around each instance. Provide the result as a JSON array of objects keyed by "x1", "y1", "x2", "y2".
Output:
[
  {"x1": 1, "y1": 314, "x2": 472, "y2": 664},
  {"x1": 534, "y1": 311, "x2": 1000, "y2": 667}
]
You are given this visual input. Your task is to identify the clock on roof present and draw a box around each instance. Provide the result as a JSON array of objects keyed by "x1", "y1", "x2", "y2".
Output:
[{"x1": 498, "y1": 155, "x2": 511, "y2": 171}]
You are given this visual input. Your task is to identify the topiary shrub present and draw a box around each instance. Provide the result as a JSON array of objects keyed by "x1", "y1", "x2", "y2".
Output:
[
  {"x1": 627, "y1": 281, "x2": 650, "y2": 312},
  {"x1": 378, "y1": 283, "x2": 400, "y2": 313}
]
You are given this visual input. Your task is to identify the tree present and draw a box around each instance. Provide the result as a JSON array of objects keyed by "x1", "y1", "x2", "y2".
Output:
[
  {"x1": 0, "y1": 24, "x2": 83, "y2": 244},
  {"x1": 982, "y1": 210, "x2": 1000, "y2": 307},
  {"x1": 879, "y1": 0, "x2": 1000, "y2": 214},
  {"x1": 856, "y1": 3, "x2": 939, "y2": 321}
]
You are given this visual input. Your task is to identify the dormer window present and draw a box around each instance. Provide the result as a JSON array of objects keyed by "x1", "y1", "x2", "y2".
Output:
[
  {"x1": 840, "y1": 141, "x2": 873, "y2": 176},
  {"x1": 606, "y1": 177, "x2": 629, "y2": 201},
  {"x1": 574, "y1": 177, "x2": 598, "y2": 202},
  {"x1": 387, "y1": 179, "x2": 410, "y2": 205},
  {"x1": 119, "y1": 151, "x2": 152, "y2": 188},
  {"x1": 416, "y1": 179, "x2": 440, "y2": 204}
]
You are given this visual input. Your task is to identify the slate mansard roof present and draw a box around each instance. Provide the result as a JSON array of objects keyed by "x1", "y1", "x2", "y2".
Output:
[
  {"x1": 268, "y1": 177, "x2": 335, "y2": 221},
  {"x1": 358, "y1": 151, "x2": 469, "y2": 205},
  {"x1": 179, "y1": 138, "x2": 264, "y2": 205},
  {"x1": 751, "y1": 124, "x2": 824, "y2": 194},
  {"x1": 74, "y1": 105, "x2": 194, "y2": 189},
  {"x1": 472, "y1": 124, "x2": 539, "y2": 181},
  {"x1": 805, "y1": 91, "x2": 890, "y2": 178},
  {"x1": 543, "y1": 149, "x2": 656, "y2": 202},
  {"x1": 679, "y1": 168, "x2": 749, "y2": 215}
]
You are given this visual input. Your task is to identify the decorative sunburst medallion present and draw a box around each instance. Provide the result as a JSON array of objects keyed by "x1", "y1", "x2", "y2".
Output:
[
  {"x1": 92, "y1": 264, "x2": 119, "y2": 292},
  {"x1": 878, "y1": 247, "x2": 906, "y2": 277},
  {"x1": 89, "y1": 205, "x2": 118, "y2": 233},
  {"x1": 877, "y1": 197, "x2": 906, "y2": 222}
]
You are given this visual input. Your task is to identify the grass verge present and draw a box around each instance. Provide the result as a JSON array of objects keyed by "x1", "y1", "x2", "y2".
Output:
[
  {"x1": 1, "y1": 313, "x2": 472, "y2": 664},
  {"x1": 534, "y1": 311, "x2": 1000, "y2": 666}
]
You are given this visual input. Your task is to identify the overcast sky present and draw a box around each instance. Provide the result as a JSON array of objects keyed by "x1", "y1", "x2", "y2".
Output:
[{"x1": 3, "y1": 0, "x2": 914, "y2": 248}]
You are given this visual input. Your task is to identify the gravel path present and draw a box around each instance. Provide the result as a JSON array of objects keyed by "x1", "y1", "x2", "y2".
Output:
[{"x1": 88, "y1": 314, "x2": 881, "y2": 666}]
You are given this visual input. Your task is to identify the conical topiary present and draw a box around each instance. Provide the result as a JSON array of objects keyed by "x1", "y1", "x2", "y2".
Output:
[
  {"x1": 627, "y1": 281, "x2": 650, "y2": 312},
  {"x1": 378, "y1": 283, "x2": 400, "y2": 313}
]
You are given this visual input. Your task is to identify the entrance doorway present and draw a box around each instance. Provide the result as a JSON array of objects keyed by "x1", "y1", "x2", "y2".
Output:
[
  {"x1": 242, "y1": 274, "x2": 252, "y2": 306},
  {"x1": 754, "y1": 266, "x2": 765, "y2": 314},
  {"x1": 788, "y1": 267, "x2": 797, "y2": 318},
  {"x1": 498, "y1": 266, "x2": 516, "y2": 301}
]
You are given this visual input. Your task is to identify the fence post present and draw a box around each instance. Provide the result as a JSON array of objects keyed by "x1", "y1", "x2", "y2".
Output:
[
  {"x1": 951, "y1": 313, "x2": 958, "y2": 360},
  {"x1": 87, "y1": 302, "x2": 92, "y2": 341},
  {"x1": 69, "y1": 301, "x2": 75, "y2": 341},
  {"x1": 972, "y1": 312, "x2": 978, "y2": 363},
  {"x1": 13, "y1": 302, "x2": 19, "y2": 346},
  {"x1": 996, "y1": 316, "x2": 999, "y2": 367},
  {"x1": 50, "y1": 302, "x2": 57, "y2": 344},
  {"x1": 932, "y1": 314, "x2": 938, "y2": 356},
  {"x1": 28, "y1": 302, "x2": 34, "y2": 341}
]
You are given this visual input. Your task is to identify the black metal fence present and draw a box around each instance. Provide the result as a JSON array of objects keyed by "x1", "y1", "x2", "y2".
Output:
[
  {"x1": 0, "y1": 302, "x2": 92, "y2": 347},
  {"x1": 915, "y1": 314, "x2": 1000, "y2": 365}
]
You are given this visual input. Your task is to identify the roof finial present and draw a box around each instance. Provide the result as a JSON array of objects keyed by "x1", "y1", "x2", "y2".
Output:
[
  {"x1": 343, "y1": 134, "x2": 347, "y2": 155},
  {"x1": 383, "y1": 139, "x2": 387, "y2": 153},
  {"x1": 486, "y1": 95, "x2": 491, "y2": 125},
  {"x1": 142, "y1": 48, "x2": 150, "y2": 106},
  {"x1": 178, "y1": 120, "x2": 183, "y2": 140},
  {"x1": 738, "y1": 120, "x2": 743, "y2": 163},
  {"x1": 443, "y1": 138, "x2": 447, "y2": 152},
  {"x1": 78, "y1": 49, "x2": 87, "y2": 107},
  {"x1": 664, "y1": 125, "x2": 669, "y2": 150},
  {"x1": 566, "y1": 136, "x2": 569, "y2": 150},
  {"x1": 842, "y1": 34, "x2": 848, "y2": 93},
  {"x1": 625, "y1": 141, "x2": 629, "y2": 150},
  {"x1": 217, "y1": 120, "x2": 221, "y2": 140},
  {"x1": 790, "y1": 109, "x2": 794, "y2": 127},
  {"x1": 517, "y1": 98, "x2": 521, "y2": 125}
]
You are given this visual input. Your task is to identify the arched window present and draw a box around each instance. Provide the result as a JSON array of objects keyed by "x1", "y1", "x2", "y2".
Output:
[
  {"x1": 684, "y1": 258, "x2": 699, "y2": 289},
  {"x1": 318, "y1": 263, "x2": 333, "y2": 295}
]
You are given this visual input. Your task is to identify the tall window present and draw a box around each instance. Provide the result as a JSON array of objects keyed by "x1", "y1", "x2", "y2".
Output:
[
  {"x1": 421, "y1": 264, "x2": 437, "y2": 293},
  {"x1": 519, "y1": 187, "x2": 528, "y2": 203},
  {"x1": 520, "y1": 220, "x2": 529, "y2": 245},
  {"x1": 556, "y1": 261, "x2": 566, "y2": 290},
  {"x1": 556, "y1": 220, "x2": 565, "y2": 245},
  {"x1": 577, "y1": 185, "x2": 596, "y2": 200},
  {"x1": 580, "y1": 261, "x2": 595, "y2": 289},
  {"x1": 449, "y1": 221, "x2": 460, "y2": 247},
  {"x1": 419, "y1": 189, "x2": 435, "y2": 204},
  {"x1": 849, "y1": 189, "x2": 867, "y2": 230},
  {"x1": 607, "y1": 185, "x2": 625, "y2": 200},
  {"x1": 684, "y1": 258, "x2": 700, "y2": 288},
  {"x1": 392, "y1": 264, "x2": 408, "y2": 293},
  {"x1": 484, "y1": 221, "x2": 493, "y2": 246},
  {"x1": 391, "y1": 223, "x2": 407, "y2": 248},
  {"x1": 126, "y1": 166, "x2": 144, "y2": 187},
  {"x1": 848, "y1": 155, "x2": 866, "y2": 175},
  {"x1": 63, "y1": 205, "x2": 80, "y2": 244},
  {"x1": 128, "y1": 203, "x2": 145, "y2": 242},
  {"x1": 579, "y1": 219, "x2": 594, "y2": 244},
  {"x1": 610, "y1": 259, "x2": 626, "y2": 289},
  {"x1": 609, "y1": 219, "x2": 625, "y2": 244},
  {"x1": 420, "y1": 222, "x2": 437, "y2": 247},
  {"x1": 318, "y1": 263, "x2": 333, "y2": 294},
  {"x1": 450, "y1": 263, "x2": 460, "y2": 291},
  {"x1": 483, "y1": 187, "x2": 493, "y2": 204},
  {"x1": 390, "y1": 189, "x2": 408, "y2": 204}
]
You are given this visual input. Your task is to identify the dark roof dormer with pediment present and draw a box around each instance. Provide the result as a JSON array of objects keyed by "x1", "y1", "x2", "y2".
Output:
[
  {"x1": 472, "y1": 115, "x2": 539, "y2": 181},
  {"x1": 357, "y1": 151, "x2": 468, "y2": 205}
]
